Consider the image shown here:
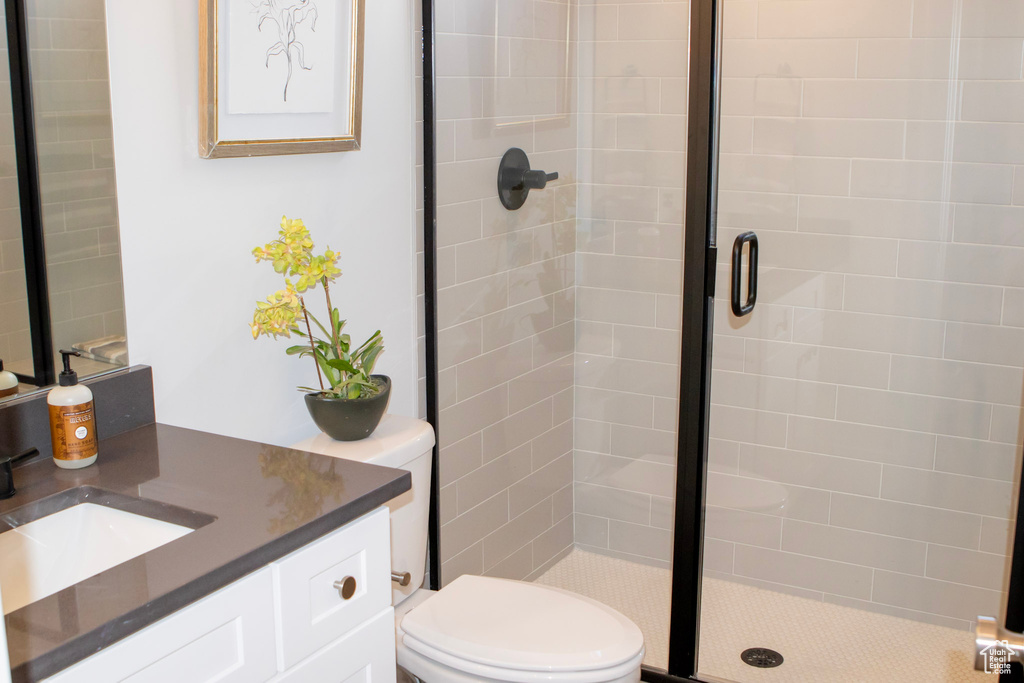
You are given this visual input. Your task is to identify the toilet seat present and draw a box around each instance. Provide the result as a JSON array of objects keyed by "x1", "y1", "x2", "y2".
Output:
[
  {"x1": 400, "y1": 635, "x2": 644, "y2": 683},
  {"x1": 398, "y1": 575, "x2": 644, "y2": 682}
]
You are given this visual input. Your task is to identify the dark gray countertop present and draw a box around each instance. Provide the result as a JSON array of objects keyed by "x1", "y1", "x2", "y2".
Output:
[{"x1": 1, "y1": 423, "x2": 410, "y2": 682}]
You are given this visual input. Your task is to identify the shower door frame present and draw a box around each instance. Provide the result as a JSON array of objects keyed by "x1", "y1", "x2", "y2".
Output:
[
  {"x1": 662, "y1": 0, "x2": 720, "y2": 677},
  {"x1": 420, "y1": 0, "x2": 443, "y2": 597}
]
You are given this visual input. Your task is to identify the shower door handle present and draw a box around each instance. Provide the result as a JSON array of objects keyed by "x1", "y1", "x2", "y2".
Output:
[{"x1": 730, "y1": 231, "x2": 758, "y2": 317}]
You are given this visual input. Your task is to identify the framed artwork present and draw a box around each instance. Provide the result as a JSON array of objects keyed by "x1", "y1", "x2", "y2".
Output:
[{"x1": 199, "y1": 0, "x2": 365, "y2": 158}]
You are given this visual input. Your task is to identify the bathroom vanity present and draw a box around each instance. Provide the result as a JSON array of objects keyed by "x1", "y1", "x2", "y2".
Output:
[{"x1": 0, "y1": 422, "x2": 410, "y2": 683}]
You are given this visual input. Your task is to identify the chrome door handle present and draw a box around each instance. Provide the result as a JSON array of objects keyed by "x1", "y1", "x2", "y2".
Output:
[{"x1": 975, "y1": 616, "x2": 1024, "y2": 673}]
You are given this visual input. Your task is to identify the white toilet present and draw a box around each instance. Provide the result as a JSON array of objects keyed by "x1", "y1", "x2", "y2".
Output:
[{"x1": 293, "y1": 415, "x2": 645, "y2": 683}]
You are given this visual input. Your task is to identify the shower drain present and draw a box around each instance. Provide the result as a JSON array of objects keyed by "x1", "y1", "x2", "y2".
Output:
[{"x1": 740, "y1": 647, "x2": 784, "y2": 668}]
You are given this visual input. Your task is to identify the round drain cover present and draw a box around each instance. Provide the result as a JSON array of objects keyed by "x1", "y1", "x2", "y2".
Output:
[{"x1": 741, "y1": 647, "x2": 784, "y2": 668}]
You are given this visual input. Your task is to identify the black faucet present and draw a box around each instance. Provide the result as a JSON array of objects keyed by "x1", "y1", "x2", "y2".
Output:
[{"x1": 0, "y1": 447, "x2": 39, "y2": 500}]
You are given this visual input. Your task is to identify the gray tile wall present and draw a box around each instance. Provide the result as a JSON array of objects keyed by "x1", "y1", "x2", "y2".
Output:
[
  {"x1": 434, "y1": 0, "x2": 578, "y2": 584},
  {"x1": 704, "y1": 0, "x2": 1024, "y2": 630},
  {"x1": 431, "y1": 0, "x2": 686, "y2": 583},
  {"x1": 28, "y1": 0, "x2": 125, "y2": 359}
]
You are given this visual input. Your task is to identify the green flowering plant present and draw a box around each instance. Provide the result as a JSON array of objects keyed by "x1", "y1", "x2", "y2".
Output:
[{"x1": 251, "y1": 216, "x2": 384, "y2": 399}]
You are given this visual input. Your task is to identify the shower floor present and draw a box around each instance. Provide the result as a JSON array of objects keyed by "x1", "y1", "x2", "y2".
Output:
[{"x1": 534, "y1": 549, "x2": 986, "y2": 681}]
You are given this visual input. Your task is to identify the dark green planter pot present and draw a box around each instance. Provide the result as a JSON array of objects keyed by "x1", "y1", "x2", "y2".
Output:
[{"x1": 304, "y1": 375, "x2": 391, "y2": 441}]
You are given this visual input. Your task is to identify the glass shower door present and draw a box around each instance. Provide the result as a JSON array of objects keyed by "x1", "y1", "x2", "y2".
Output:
[
  {"x1": 427, "y1": 0, "x2": 690, "y2": 674},
  {"x1": 693, "y1": 1, "x2": 1024, "y2": 680}
]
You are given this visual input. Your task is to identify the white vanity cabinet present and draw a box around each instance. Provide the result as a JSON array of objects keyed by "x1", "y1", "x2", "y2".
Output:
[{"x1": 46, "y1": 507, "x2": 396, "y2": 683}]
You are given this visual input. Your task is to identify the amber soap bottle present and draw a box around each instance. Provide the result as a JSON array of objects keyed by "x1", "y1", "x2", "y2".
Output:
[{"x1": 48, "y1": 350, "x2": 98, "y2": 469}]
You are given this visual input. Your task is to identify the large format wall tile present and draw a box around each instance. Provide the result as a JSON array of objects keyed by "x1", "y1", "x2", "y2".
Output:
[
  {"x1": 829, "y1": 494, "x2": 982, "y2": 549},
  {"x1": 781, "y1": 520, "x2": 928, "y2": 575},
  {"x1": 757, "y1": 0, "x2": 913, "y2": 39},
  {"x1": 710, "y1": 370, "x2": 837, "y2": 418},
  {"x1": 707, "y1": 472, "x2": 831, "y2": 523},
  {"x1": 734, "y1": 545, "x2": 874, "y2": 600},
  {"x1": 934, "y1": 437, "x2": 1018, "y2": 482},
  {"x1": 722, "y1": 39, "x2": 857, "y2": 78},
  {"x1": 739, "y1": 444, "x2": 883, "y2": 497},
  {"x1": 872, "y1": 570, "x2": 1001, "y2": 623}
]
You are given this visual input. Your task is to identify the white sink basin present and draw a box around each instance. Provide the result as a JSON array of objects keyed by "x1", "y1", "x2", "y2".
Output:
[{"x1": 0, "y1": 503, "x2": 193, "y2": 614}]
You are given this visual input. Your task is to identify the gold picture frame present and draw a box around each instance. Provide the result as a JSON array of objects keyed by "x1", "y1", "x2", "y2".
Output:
[{"x1": 199, "y1": 0, "x2": 365, "y2": 159}]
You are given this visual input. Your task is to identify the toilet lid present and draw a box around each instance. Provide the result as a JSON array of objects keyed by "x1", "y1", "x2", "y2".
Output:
[{"x1": 400, "y1": 575, "x2": 644, "y2": 672}]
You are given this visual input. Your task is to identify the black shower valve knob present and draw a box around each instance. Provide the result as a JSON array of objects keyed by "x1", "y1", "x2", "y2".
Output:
[
  {"x1": 497, "y1": 147, "x2": 559, "y2": 211},
  {"x1": 522, "y1": 169, "x2": 559, "y2": 190}
]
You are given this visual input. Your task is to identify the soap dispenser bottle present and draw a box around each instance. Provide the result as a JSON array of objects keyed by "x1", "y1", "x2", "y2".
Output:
[
  {"x1": 0, "y1": 360, "x2": 16, "y2": 398},
  {"x1": 48, "y1": 350, "x2": 97, "y2": 469}
]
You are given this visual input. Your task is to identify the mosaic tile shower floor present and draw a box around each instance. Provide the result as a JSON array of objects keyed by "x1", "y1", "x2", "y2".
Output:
[{"x1": 536, "y1": 549, "x2": 987, "y2": 681}]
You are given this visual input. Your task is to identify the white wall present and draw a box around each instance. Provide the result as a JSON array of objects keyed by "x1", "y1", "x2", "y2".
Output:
[{"x1": 103, "y1": 1, "x2": 419, "y2": 446}]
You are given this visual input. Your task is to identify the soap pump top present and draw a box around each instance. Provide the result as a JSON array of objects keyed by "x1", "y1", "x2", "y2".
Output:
[{"x1": 58, "y1": 349, "x2": 80, "y2": 386}]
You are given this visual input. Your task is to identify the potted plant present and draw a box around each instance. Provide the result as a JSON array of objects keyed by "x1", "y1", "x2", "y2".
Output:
[{"x1": 250, "y1": 216, "x2": 389, "y2": 441}]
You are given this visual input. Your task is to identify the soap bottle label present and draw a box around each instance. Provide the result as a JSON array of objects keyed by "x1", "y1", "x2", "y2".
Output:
[{"x1": 49, "y1": 402, "x2": 97, "y2": 461}]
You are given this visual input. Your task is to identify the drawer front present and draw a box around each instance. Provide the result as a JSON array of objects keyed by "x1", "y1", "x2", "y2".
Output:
[
  {"x1": 46, "y1": 568, "x2": 277, "y2": 683},
  {"x1": 274, "y1": 507, "x2": 391, "y2": 669},
  {"x1": 272, "y1": 607, "x2": 396, "y2": 683}
]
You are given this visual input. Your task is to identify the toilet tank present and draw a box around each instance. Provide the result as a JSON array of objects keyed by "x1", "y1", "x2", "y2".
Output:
[{"x1": 291, "y1": 415, "x2": 435, "y2": 607}]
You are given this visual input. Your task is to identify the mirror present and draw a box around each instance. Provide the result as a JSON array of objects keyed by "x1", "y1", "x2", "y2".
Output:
[{"x1": 0, "y1": 0, "x2": 127, "y2": 404}]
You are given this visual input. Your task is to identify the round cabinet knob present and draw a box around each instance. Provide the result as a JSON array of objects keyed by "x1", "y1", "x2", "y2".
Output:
[
  {"x1": 391, "y1": 571, "x2": 412, "y2": 587},
  {"x1": 333, "y1": 576, "x2": 357, "y2": 600}
]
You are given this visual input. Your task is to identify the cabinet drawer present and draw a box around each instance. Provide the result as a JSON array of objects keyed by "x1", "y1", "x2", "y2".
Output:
[
  {"x1": 45, "y1": 568, "x2": 277, "y2": 683},
  {"x1": 274, "y1": 507, "x2": 391, "y2": 669},
  {"x1": 271, "y1": 607, "x2": 396, "y2": 683}
]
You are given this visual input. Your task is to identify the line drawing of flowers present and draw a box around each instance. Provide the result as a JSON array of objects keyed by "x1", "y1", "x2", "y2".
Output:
[{"x1": 253, "y1": 0, "x2": 319, "y2": 102}]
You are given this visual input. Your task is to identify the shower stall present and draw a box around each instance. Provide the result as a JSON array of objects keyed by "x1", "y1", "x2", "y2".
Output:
[{"x1": 421, "y1": 0, "x2": 1024, "y2": 679}]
